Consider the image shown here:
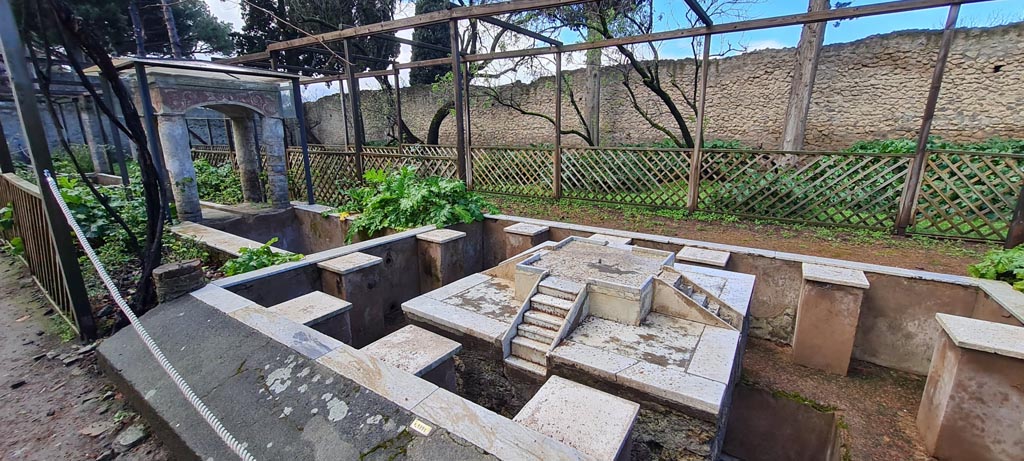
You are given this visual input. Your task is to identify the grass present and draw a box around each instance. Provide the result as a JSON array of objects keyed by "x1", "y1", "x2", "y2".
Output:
[{"x1": 48, "y1": 314, "x2": 77, "y2": 342}]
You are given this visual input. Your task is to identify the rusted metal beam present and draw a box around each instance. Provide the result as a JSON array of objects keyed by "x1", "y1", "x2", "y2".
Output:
[{"x1": 475, "y1": 15, "x2": 562, "y2": 46}]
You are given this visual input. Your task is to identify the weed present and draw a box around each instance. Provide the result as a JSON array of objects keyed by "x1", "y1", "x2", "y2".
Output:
[
  {"x1": 48, "y1": 315, "x2": 76, "y2": 342},
  {"x1": 113, "y1": 409, "x2": 136, "y2": 424},
  {"x1": 221, "y1": 238, "x2": 303, "y2": 276}
]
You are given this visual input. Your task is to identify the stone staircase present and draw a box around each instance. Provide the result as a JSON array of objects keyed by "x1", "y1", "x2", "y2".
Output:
[{"x1": 504, "y1": 277, "x2": 583, "y2": 377}]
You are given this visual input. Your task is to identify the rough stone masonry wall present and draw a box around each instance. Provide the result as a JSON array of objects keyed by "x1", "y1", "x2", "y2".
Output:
[{"x1": 304, "y1": 22, "x2": 1024, "y2": 151}]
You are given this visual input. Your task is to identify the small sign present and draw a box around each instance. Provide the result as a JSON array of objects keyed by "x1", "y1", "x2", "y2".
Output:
[{"x1": 409, "y1": 418, "x2": 433, "y2": 436}]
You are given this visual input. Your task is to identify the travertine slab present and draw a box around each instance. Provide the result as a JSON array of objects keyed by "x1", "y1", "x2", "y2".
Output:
[
  {"x1": 802, "y1": 263, "x2": 870, "y2": 289},
  {"x1": 616, "y1": 362, "x2": 725, "y2": 418},
  {"x1": 504, "y1": 222, "x2": 550, "y2": 236},
  {"x1": 362, "y1": 325, "x2": 462, "y2": 376},
  {"x1": 550, "y1": 341, "x2": 638, "y2": 381},
  {"x1": 317, "y1": 252, "x2": 383, "y2": 275},
  {"x1": 936, "y1": 313, "x2": 1024, "y2": 360},
  {"x1": 268, "y1": 291, "x2": 352, "y2": 325},
  {"x1": 687, "y1": 327, "x2": 741, "y2": 384},
  {"x1": 514, "y1": 376, "x2": 639, "y2": 461},
  {"x1": 677, "y1": 247, "x2": 731, "y2": 268},
  {"x1": 416, "y1": 228, "x2": 467, "y2": 244},
  {"x1": 588, "y1": 233, "x2": 633, "y2": 245},
  {"x1": 403, "y1": 296, "x2": 509, "y2": 344},
  {"x1": 317, "y1": 345, "x2": 438, "y2": 411},
  {"x1": 190, "y1": 284, "x2": 258, "y2": 314},
  {"x1": 228, "y1": 306, "x2": 343, "y2": 360}
]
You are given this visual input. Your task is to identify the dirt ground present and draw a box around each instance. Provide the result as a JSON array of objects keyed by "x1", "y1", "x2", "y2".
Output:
[
  {"x1": 491, "y1": 195, "x2": 996, "y2": 275},
  {"x1": 0, "y1": 255, "x2": 169, "y2": 461},
  {"x1": 742, "y1": 338, "x2": 929, "y2": 460}
]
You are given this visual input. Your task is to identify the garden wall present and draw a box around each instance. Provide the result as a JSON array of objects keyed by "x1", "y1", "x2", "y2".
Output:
[{"x1": 304, "y1": 22, "x2": 1024, "y2": 150}]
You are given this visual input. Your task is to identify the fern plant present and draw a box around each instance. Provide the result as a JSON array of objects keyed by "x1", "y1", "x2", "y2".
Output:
[{"x1": 340, "y1": 167, "x2": 497, "y2": 242}]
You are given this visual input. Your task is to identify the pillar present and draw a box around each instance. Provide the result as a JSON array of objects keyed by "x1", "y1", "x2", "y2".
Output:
[
  {"x1": 792, "y1": 263, "x2": 869, "y2": 375},
  {"x1": 156, "y1": 114, "x2": 202, "y2": 222},
  {"x1": 504, "y1": 223, "x2": 550, "y2": 259},
  {"x1": 230, "y1": 116, "x2": 264, "y2": 203},
  {"x1": 261, "y1": 116, "x2": 290, "y2": 208},
  {"x1": 78, "y1": 97, "x2": 111, "y2": 173},
  {"x1": 317, "y1": 252, "x2": 385, "y2": 348},
  {"x1": 417, "y1": 229, "x2": 467, "y2": 293}
]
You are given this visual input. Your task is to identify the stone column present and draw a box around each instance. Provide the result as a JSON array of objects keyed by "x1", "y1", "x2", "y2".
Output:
[
  {"x1": 504, "y1": 223, "x2": 550, "y2": 259},
  {"x1": 417, "y1": 229, "x2": 467, "y2": 293},
  {"x1": 261, "y1": 116, "x2": 290, "y2": 208},
  {"x1": 157, "y1": 114, "x2": 202, "y2": 222},
  {"x1": 230, "y1": 115, "x2": 264, "y2": 203},
  {"x1": 318, "y1": 252, "x2": 385, "y2": 348},
  {"x1": 791, "y1": 263, "x2": 869, "y2": 375},
  {"x1": 78, "y1": 97, "x2": 111, "y2": 174}
]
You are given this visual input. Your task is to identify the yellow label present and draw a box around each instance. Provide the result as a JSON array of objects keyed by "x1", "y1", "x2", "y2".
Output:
[{"x1": 409, "y1": 418, "x2": 433, "y2": 436}]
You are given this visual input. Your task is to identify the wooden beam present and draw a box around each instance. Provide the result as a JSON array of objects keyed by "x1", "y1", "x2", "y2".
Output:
[
  {"x1": 687, "y1": 34, "x2": 711, "y2": 212},
  {"x1": 896, "y1": 4, "x2": 960, "y2": 235},
  {"x1": 682, "y1": 0, "x2": 713, "y2": 26},
  {"x1": 266, "y1": 0, "x2": 591, "y2": 52},
  {"x1": 450, "y1": 19, "x2": 468, "y2": 182},
  {"x1": 218, "y1": 51, "x2": 271, "y2": 65},
  {"x1": 475, "y1": 15, "x2": 562, "y2": 46},
  {"x1": 1007, "y1": 184, "x2": 1024, "y2": 249},
  {"x1": 298, "y1": 57, "x2": 452, "y2": 85}
]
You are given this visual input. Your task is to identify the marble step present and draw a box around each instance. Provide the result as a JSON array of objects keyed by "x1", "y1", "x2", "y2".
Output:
[
  {"x1": 517, "y1": 322, "x2": 557, "y2": 344},
  {"x1": 530, "y1": 293, "x2": 573, "y2": 317},
  {"x1": 538, "y1": 277, "x2": 584, "y2": 301},
  {"x1": 504, "y1": 355, "x2": 547, "y2": 377},
  {"x1": 523, "y1": 310, "x2": 564, "y2": 330},
  {"x1": 511, "y1": 336, "x2": 548, "y2": 365}
]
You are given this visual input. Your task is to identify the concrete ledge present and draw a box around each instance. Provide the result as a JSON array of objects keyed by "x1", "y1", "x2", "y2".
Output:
[
  {"x1": 362, "y1": 325, "x2": 462, "y2": 377},
  {"x1": 802, "y1": 263, "x2": 870, "y2": 289},
  {"x1": 403, "y1": 296, "x2": 509, "y2": 345},
  {"x1": 514, "y1": 375, "x2": 639, "y2": 461},
  {"x1": 505, "y1": 223, "x2": 550, "y2": 236},
  {"x1": 268, "y1": 291, "x2": 353, "y2": 325},
  {"x1": 936, "y1": 313, "x2": 1024, "y2": 360},
  {"x1": 171, "y1": 221, "x2": 292, "y2": 258},
  {"x1": 417, "y1": 229, "x2": 467, "y2": 244},
  {"x1": 189, "y1": 284, "x2": 259, "y2": 314},
  {"x1": 588, "y1": 233, "x2": 633, "y2": 245},
  {"x1": 318, "y1": 252, "x2": 383, "y2": 275},
  {"x1": 677, "y1": 247, "x2": 731, "y2": 268}
]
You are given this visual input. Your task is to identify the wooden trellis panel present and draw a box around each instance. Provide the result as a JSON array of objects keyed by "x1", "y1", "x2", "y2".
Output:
[
  {"x1": 909, "y1": 150, "x2": 1024, "y2": 241},
  {"x1": 286, "y1": 145, "x2": 359, "y2": 206},
  {"x1": 191, "y1": 144, "x2": 233, "y2": 167},
  {"x1": 364, "y1": 145, "x2": 458, "y2": 179},
  {"x1": 561, "y1": 147, "x2": 692, "y2": 208},
  {"x1": 470, "y1": 146, "x2": 554, "y2": 197},
  {"x1": 696, "y1": 149, "x2": 912, "y2": 228}
]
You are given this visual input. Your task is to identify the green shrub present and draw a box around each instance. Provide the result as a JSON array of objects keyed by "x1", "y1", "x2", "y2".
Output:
[
  {"x1": 968, "y1": 246, "x2": 1024, "y2": 292},
  {"x1": 340, "y1": 167, "x2": 497, "y2": 241},
  {"x1": 221, "y1": 238, "x2": 303, "y2": 276},
  {"x1": 0, "y1": 203, "x2": 13, "y2": 231},
  {"x1": 193, "y1": 159, "x2": 243, "y2": 204}
]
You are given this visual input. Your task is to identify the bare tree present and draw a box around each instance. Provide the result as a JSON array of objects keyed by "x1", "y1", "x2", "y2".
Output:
[{"x1": 780, "y1": 0, "x2": 830, "y2": 151}]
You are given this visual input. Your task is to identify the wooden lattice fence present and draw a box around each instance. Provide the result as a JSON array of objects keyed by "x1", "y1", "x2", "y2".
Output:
[
  {"x1": 562, "y1": 146, "x2": 692, "y2": 208},
  {"x1": 471, "y1": 146, "x2": 554, "y2": 197}
]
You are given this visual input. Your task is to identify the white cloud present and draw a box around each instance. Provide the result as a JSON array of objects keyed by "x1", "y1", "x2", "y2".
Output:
[
  {"x1": 745, "y1": 39, "x2": 786, "y2": 51},
  {"x1": 205, "y1": 0, "x2": 243, "y2": 30}
]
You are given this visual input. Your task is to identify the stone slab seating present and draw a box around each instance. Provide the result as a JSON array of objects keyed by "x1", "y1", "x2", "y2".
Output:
[
  {"x1": 676, "y1": 247, "x2": 731, "y2": 268},
  {"x1": 792, "y1": 263, "x2": 870, "y2": 375},
  {"x1": 267, "y1": 291, "x2": 353, "y2": 344},
  {"x1": 514, "y1": 375, "x2": 640, "y2": 461},
  {"x1": 170, "y1": 221, "x2": 293, "y2": 258},
  {"x1": 587, "y1": 233, "x2": 633, "y2": 245},
  {"x1": 504, "y1": 223, "x2": 551, "y2": 258},
  {"x1": 317, "y1": 252, "x2": 385, "y2": 347},
  {"x1": 362, "y1": 325, "x2": 462, "y2": 391},
  {"x1": 417, "y1": 229, "x2": 468, "y2": 292},
  {"x1": 918, "y1": 314, "x2": 1024, "y2": 461}
]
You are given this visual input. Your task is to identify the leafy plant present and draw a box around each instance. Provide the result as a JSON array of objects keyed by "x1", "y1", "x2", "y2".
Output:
[
  {"x1": 340, "y1": 167, "x2": 497, "y2": 242},
  {"x1": 221, "y1": 238, "x2": 302, "y2": 276},
  {"x1": 193, "y1": 159, "x2": 244, "y2": 205},
  {"x1": 968, "y1": 246, "x2": 1024, "y2": 292},
  {"x1": 0, "y1": 203, "x2": 13, "y2": 231}
]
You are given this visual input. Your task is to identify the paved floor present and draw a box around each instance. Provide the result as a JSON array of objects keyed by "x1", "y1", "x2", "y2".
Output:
[{"x1": 0, "y1": 254, "x2": 168, "y2": 461}]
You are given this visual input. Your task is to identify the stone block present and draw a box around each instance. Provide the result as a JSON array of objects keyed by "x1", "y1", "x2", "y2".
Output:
[
  {"x1": 417, "y1": 229, "x2": 467, "y2": 293},
  {"x1": 676, "y1": 247, "x2": 731, "y2": 268},
  {"x1": 792, "y1": 263, "x2": 869, "y2": 375},
  {"x1": 153, "y1": 260, "x2": 206, "y2": 303},
  {"x1": 587, "y1": 233, "x2": 633, "y2": 245},
  {"x1": 504, "y1": 223, "x2": 550, "y2": 259},
  {"x1": 268, "y1": 291, "x2": 354, "y2": 344},
  {"x1": 514, "y1": 375, "x2": 640, "y2": 461},
  {"x1": 361, "y1": 325, "x2": 462, "y2": 392},
  {"x1": 918, "y1": 314, "x2": 1024, "y2": 461},
  {"x1": 318, "y1": 252, "x2": 385, "y2": 347}
]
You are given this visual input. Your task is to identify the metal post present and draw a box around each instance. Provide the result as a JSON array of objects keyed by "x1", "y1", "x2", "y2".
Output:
[
  {"x1": 101, "y1": 77, "x2": 131, "y2": 187},
  {"x1": 1006, "y1": 185, "x2": 1024, "y2": 249},
  {"x1": 688, "y1": 34, "x2": 712, "y2": 212},
  {"x1": 393, "y1": 67, "x2": 403, "y2": 145},
  {"x1": 450, "y1": 19, "x2": 467, "y2": 182},
  {"x1": 462, "y1": 61, "x2": 473, "y2": 186},
  {"x1": 553, "y1": 52, "x2": 562, "y2": 199},
  {"x1": 896, "y1": 4, "x2": 959, "y2": 235},
  {"x1": 133, "y1": 62, "x2": 171, "y2": 216},
  {"x1": 339, "y1": 77, "x2": 350, "y2": 148},
  {"x1": 291, "y1": 78, "x2": 315, "y2": 204},
  {"x1": 343, "y1": 40, "x2": 365, "y2": 178},
  {"x1": 0, "y1": 116, "x2": 14, "y2": 173},
  {"x1": 205, "y1": 118, "x2": 213, "y2": 145},
  {"x1": 73, "y1": 97, "x2": 88, "y2": 145},
  {"x1": 0, "y1": 0, "x2": 96, "y2": 340}
]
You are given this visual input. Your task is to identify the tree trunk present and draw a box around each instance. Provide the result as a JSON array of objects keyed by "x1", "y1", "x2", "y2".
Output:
[
  {"x1": 129, "y1": 0, "x2": 146, "y2": 56},
  {"x1": 781, "y1": 0, "x2": 830, "y2": 151},
  {"x1": 159, "y1": 0, "x2": 184, "y2": 58},
  {"x1": 427, "y1": 101, "x2": 454, "y2": 145}
]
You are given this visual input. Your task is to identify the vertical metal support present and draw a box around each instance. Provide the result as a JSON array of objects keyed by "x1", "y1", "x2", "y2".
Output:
[
  {"x1": 73, "y1": 98, "x2": 88, "y2": 145},
  {"x1": 204, "y1": 118, "x2": 213, "y2": 145},
  {"x1": 1006, "y1": 185, "x2": 1024, "y2": 249},
  {"x1": 393, "y1": 67, "x2": 403, "y2": 144},
  {"x1": 252, "y1": 116, "x2": 263, "y2": 172},
  {"x1": 450, "y1": 19, "x2": 467, "y2": 182},
  {"x1": 0, "y1": 116, "x2": 14, "y2": 173},
  {"x1": 343, "y1": 40, "x2": 366, "y2": 179},
  {"x1": 896, "y1": 5, "x2": 959, "y2": 235},
  {"x1": 0, "y1": 0, "x2": 96, "y2": 339},
  {"x1": 688, "y1": 34, "x2": 712, "y2": 212},
  {"x1": 339, "y1": 77, "x2": 350, "y2": 148},
  {"x1": 291, "y1": 79, "x2": 315, "y2": 205},
  {"x1": 134, "y1": 62, "x2": 171, "y2": 217},
  {"x1": 462, "y1": 61, "x2": 473, "y2": 186},
  {"x1": 553, "y1": 52, "x2": 563, "y2": 199},
  {"x1": 101, "y1": 77, "x2": 130, "y2": 187}
]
